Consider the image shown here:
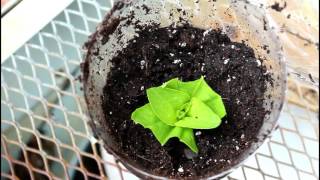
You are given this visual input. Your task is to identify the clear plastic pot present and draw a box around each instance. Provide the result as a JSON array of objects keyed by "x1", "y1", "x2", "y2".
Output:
[{"x1": 83, "y1": 0, "x2": 286, "y2": 179}]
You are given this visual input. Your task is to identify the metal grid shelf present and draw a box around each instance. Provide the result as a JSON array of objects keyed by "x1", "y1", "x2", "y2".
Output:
[{"x1": 1, "y1": 0, "x2": 319, "y2": 180}]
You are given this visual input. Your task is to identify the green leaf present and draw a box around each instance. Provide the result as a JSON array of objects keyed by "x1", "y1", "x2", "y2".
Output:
[
  {"x1": 165, "y1": 77, "x2": 226, "y2": 118},
  {"x1": 131, "y1": 104, "x2": 173, "y2": 143},
  {"x1": 175, "y1": 98, "x2": 221, "y2": 129},
  {"x1": 176, "y1": 102, "x2": 192, "y2": 120},
  {"x1": 162, "y1": 78, "x2": 179, "y2": 88},
  {"x1": 147, "y1": 87, "x2": 190, "y2": 125},
  {"x1": 164, "y1": 78, "x2": 202, "y2": 97},
  {"x1": 131, "y1": 76, "x2": 227, "y2": 153},
  {"x1": 191, "y1": 77, "x2": 226, "y2": 118},
  {"x1": 163, "y1": 127, "x2": 198, "y2": 153},
  {"x1": 131, "y1": 104, "x2": 159, "y2": 128},
  {"x1": 204, "y1": 98, "x2": 226, "y2": 119},
  {"x1": 131, "y1": 104, "x2": 198, "y2": 153}
]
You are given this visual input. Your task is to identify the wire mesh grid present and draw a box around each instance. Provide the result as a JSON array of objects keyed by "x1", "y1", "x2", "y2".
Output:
[{"x1": 1, "y1": 0, "x2": 319, "y2": 180}]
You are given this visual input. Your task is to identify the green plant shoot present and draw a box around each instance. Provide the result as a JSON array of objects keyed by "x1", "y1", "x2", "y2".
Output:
[{"x1": 131, "y1": 76, "x2": 226, "y2": 153}]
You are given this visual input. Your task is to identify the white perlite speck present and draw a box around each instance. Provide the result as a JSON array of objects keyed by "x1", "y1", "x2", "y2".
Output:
[
  {"x1": 180, "y1": 42, "x2": 187, "y2": 47},
  {"x1": 173, "y1": 59, "x2": 181, "y2": 64},
  {"x1": 170, "y1": 53, "x2": 175, "y2": 57},
  {"x1": 224, "y1": 58, "x2": 230, "y2": 64},
  {"x1": 201, "y1": 63, "x2": 205, "y2": 72},
  {"x1": 227, "y1": 78, "x2": 231, "y2": 82},
  {"x1": 231, "y1": 45, "x2": 235, "y2": 49},
  {"x1": 140, "y1": 86, "x2": 144, "y2": 91},
  {"x1": 203, "y1": 28, "x2": 212, "y2": 37},
  {"x1": 109, "y1": 111, "x2": 113, "y2": 115},
  {"x1": 195, "y1": 131, "x2": 202, "y2": 136},
  {"x1": 140, "y1": 60, "x2": 145, "y2": 69},
  {"x1": 178, "y1": 167, "x2": 184, "y2": 173},
  {"x1": 256, "y1": 59, "x2": 261, "y2": 66},
  {"x1": 236, "y1": 146, "x2": 240, "y2": 151},
  {"x1": 172, "y1": 30, "x2": 177, "y2": 34},
  {"x1": 241, "y1": 134, "x2": 245, "y2": 139}
]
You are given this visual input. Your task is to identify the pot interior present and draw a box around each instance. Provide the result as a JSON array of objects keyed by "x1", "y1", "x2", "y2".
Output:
[{"x1": 84, "y1": 0, "x2": 286, "y2": 179}]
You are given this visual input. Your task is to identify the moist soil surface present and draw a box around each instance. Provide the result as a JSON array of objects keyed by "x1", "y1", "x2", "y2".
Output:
[{"x1": 98, "y1": 24, "x2": 272, "y2": 178}]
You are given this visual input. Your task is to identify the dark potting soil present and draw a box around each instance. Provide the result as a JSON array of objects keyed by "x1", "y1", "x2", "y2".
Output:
[{"x1": 98, "y1": 24, "x2": 272, "y2": 178}]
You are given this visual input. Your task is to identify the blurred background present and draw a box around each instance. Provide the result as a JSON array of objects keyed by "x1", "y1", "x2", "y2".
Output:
[{"x1": 1, "y1": 0, "x2": 319, "y2": 179}]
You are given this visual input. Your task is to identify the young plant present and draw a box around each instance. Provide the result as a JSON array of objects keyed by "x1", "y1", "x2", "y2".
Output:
[{"x1": 131, "y1": 76, "x2": 226, "y2": 153}]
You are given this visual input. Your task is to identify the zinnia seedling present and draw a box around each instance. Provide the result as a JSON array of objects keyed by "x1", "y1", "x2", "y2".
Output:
[{"x1": 131, "y1": 76, "x2": 226, "y2": 153}]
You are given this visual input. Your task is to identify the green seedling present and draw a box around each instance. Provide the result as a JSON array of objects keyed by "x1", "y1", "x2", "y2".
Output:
[{"x1": 131, "y1": 76, "x2": 226, "y2": 153}]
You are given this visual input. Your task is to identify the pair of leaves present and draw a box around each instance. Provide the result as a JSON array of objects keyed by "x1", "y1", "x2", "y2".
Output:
[{"x1": 131, "y1": 76, "x2": 226, "y2": 153}]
